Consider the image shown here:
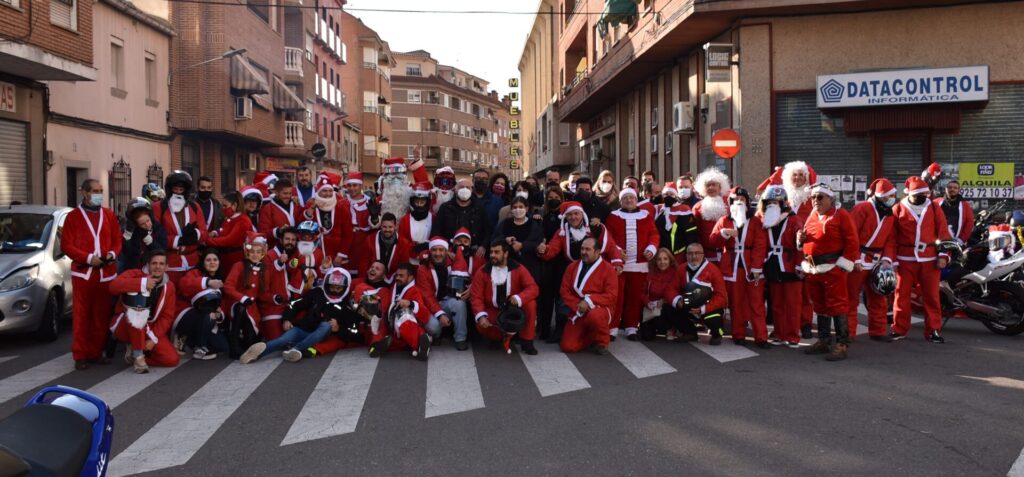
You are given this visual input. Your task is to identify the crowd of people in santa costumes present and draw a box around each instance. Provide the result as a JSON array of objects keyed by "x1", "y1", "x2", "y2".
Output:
[{"x1": 62, "y1": 154, "x2": 988, "y2": 373}]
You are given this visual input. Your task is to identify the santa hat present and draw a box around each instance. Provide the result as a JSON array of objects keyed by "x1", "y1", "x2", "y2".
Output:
[
  {"x1": 867, "y1": 178, "x2": 897, "y2": 198},
  {"x1": 451, "y1": 246, "x2": 471, "y2": 278},
  {"x1": 345, "y1": 172, "x2": 364, "y2": 186},
  {"x1": 810, "y1": 183, "x2": 835, "y2": 198},
  {"x1": 255, "y1": 171, "x2": 278, "y2": 187},
  {"x1": 989, "y1": 224, "x2": 1012, "y2": 240},
  {"x1": 411, "y1": 181, "x2": 432, "y2": 198},
  {"x1": 618, "y1": 187, "x2": 638, "y2": 200},
  {"x1": 662, "y1": 182, "x2": 678, "y2": 197},
  {"x1": 316, "y1": 172, "x2": 342, "y2": 192},
  {"x1": 904, "y1": 176, "x2": 930, "y2": 196},
  {"x1": 782, "y1": 161, "x2": 818, "y2": 188},
  {"x1": 240, "y1": 186, "x2": 264, "y2": 202},
  {"x1": 755, "y1": 167, "x2": 783, "y2": 194},
  {"x1": 409, "y1": 157, "x2": 429, "y2": 184},
  {"x1": 435, "y1": 166, "x2": 455, "y2": 177},
  {"x1": 558, "y1": 201, "x2": 589, "y2": 233},
  {"x1": 694, "y1": 167, "x2": 731, "y2": 197},
  {"x1": 452, "y1": 227, "x2": 472, "y2": 242},
  {"x1": 428, "y1": 236, "x2": 449, "y2": 250},
  {"x1": 383, "y1": 157, "x2": 406, "y2": 174},
  {"x1": 244, "y1": 231, "x2": 267, "y2": 249},
  {"x1": 728, "y1": 187, "x2": 750, "y2": 204},
  {"x1": 921, "y1": 162, "x2": 943, "y2": 182}
]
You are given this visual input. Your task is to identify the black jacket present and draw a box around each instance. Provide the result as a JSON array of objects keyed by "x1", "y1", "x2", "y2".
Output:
[
  {"x1": 432, "y1": 197, "x2": 492, "y2": 247},
  {"x1": 118, "y1": 221, "x2": 168, "y2": 273},
  {"x1": 283, "y1": 288, "x2": 364, "y2": 340}
]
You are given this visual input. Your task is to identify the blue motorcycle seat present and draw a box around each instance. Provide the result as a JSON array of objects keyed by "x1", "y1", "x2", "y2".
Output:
[{"x1": 0, "y1": 404, "x2": 92, "y2": 477}]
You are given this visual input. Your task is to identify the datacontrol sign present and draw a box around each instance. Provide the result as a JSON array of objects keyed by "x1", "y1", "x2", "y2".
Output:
[{"x1": 816, "y1": 66, "x2": 989, "y2": 108}]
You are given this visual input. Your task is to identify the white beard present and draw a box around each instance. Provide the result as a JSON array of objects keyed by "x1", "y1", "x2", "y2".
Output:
[
  {"x1": 380, "y1": 173, "x2": 411, "y2": 220},
  {"x1": 568, "y1": 226, "x2": 588, "y2": 242},
  {"x1": 787, "y1": 185, "x2": 811, "y2": 211},
  {"x1": 762, "y1": 205, "x2": 784, "y2": 229},
  {"x1": 433, "y1": 189, "x2": 454, "y2": 214},
  {"x1": 315, "y1": 194, "x2": 337, "y2": 211},
  {"x1": 730, "y1": 204, "x2": 748, "y2": 228},
  {"x1": 699, "y1": 196, "x2": 727, "y2": 221}
]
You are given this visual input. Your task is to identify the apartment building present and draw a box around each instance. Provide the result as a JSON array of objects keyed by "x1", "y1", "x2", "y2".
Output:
[
  {"x1": 46, "y1": 0, "x2": 174, "y2": 214},
  {"x1": 0, "y1": 0, "x2": 97, "y2": 204},
  {"x1": 305, "y1": 0, "x2": 351, "y2": 176},
  {"x1": 391, "y1": 50, "x2": 514, "y2": 178},
  {"x1": 339, "y1": 12, "x2": 394, "y2": 180}
]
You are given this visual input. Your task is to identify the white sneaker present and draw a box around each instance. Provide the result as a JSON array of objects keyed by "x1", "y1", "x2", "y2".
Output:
[
  {"x1": 192, "y1": 347, "x2": 217, "y2": 360},
  {"x1": 665, "y1": 329, "x2": 678, "y2": 341},
  {"x1": 133, "y1": 356, "x2": 149, "y2": 374},
  {"x1": 609, "y1": 328, "x2": 619, "y2": 337},
  {"x1": 239, "y1": 342, "x2": 266, "y2": 364},
  {"x1": 282, "y1": 348, "x2": 302, "y2": 362}
]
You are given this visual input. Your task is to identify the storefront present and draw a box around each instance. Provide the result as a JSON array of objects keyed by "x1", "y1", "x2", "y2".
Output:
[{"x1": 0, "y1": 78, "x2": 45, "y2": 205}]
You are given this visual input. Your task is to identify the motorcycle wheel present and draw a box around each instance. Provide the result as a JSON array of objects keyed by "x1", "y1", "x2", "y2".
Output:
[{"x1": 979, "y1": 281, "x2": 1024, "y2": 336}]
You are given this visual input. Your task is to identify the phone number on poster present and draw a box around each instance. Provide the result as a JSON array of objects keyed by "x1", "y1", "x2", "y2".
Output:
[{"x1": 960, "y1": 187, "x2": 1013, "y2": 199}]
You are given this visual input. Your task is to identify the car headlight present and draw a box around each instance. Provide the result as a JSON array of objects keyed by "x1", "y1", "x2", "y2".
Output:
[{"x1": 0, "y1": 265, "x2": 39, "y2": 292}]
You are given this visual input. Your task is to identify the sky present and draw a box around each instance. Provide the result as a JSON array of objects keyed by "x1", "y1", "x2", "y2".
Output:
[{"x1": 344, "y1": 0, "x2": 538, "y2": 98}]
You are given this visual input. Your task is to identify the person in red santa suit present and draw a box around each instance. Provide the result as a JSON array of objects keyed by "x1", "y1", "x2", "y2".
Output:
[
  {"x1": 797, "y1": 184, "x2": 859, "y2": 361},
  {"x1": 257, "y1": 227, "x2": 294, "y2": 340},
  {"x1": 605, "y1": 187, "x2": 660, "y2": 341},
  {"x1": 416, "y1": 237, "x2": 471, "y2": 350},
  {"x1": 709, "y1": 187, "x2": 769, "y2": 347},
  {"x1": 259, "y1": 177, "x2": 301, "y2": 250},
  {"x1": 223, "y1": 232, "x2": 280, "y2": 357},
  {"x1": 378, "y1": 157, "x2": 412, "y2": 222},
  {"x1": 357, "y1": 212, "x2": 411, "y2": 283},
  {"x1": 287, "y1": 221, "x2": 331, "y2": 297},
  {"x1": 692, "y1": 167, "x2": 731, "y2": 263},
  {"x1": 663, "y1": 243, "x2": 730, "y2": 345},
  {"x1": 399, "y1": 182, "x2": 435, "y2": 264},
  {"x1": 469, "y1": 239, "x2": 540, "y2": 355},
  {"x1": 108, "y1": 250, "x2": 179, "y2": 373},
  {"x1": 451, "y1": 227, "x2": 485, "y2": 277},
  {"x1": 432, "y1": 166, "x2": 457, "y2": 214},
  {"x1": 64, "y1": 179, "x2": 123, "y2": 370},
  {"x1": 892, "y1": 176, "x2": 952, "y2": 343},
  {"x1": 935, "y1": 179, "x2": 974, "y2": 246},
  {"x1": 303, "y1": 172, "x2": 353, "y2": 267},
  {"x1": 153, "y1": 171, "x2": 208, "y2": 285},
  {"x1": 239, "y1": 186, "x2": 264, "y2": 231},
  {"x1": 253, "y1": 171, "x2": 279, "y2": 205},
  {"x1": 375, "y1": 263, "x2": 432, "y2": 361},
  {"x1": 757, "y1": 183, "x2": 805, "y2": 347},
  {"x1": 559, "y1": 237, "x2": 619, "y2": 354},
  {"x1": 845, "y1": 178, "x2": 898, "y2": 341},
  {"x1": 343, "y1": 172, "x2": 374, "y2": 277},
  {"x1": 537, "y1": 201, "x2": 623, "y2": 265},
  {"x1": 207, "y1": 191, "x2": 254, "y2": 275}
]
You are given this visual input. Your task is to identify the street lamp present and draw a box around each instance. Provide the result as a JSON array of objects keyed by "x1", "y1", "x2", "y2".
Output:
[{"x1": 167, "y1": 48, "x2": 247, "y2": 85}]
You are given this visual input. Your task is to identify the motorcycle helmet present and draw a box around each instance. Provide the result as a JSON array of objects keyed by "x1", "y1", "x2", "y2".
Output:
[
  {"x1": 193, "y1": 290, "x2": 223, "y2": 313},
  {"x1": 1011, "y1": 210, "x2": 1024, "y2": 229},
  {"x1": 126, "y1": 197, "x2": 153, "y2": 222},
  {"x1": 122, "y1": 292, "x2": 149, "y2": 310},
  {"x1": 296, "y1": 220, "x2": 322, "y2": 239},
  {"x1": 496, "y1": 305, "x2": 527, "y2": 334},
  {"x1": 682, "y1": 282, "x2": 713, "y2": 309},
  {"x1": 323, "y1": 268, "x2": 351, "y2": 300},
  {"x1": 164, "y1": 170, "x2": 194, "y2": 197},
  {"x1": 357, "y1": 292, "x2": 381, "y2": 320},
  {"x1": 869, "y1": 263, "x2": 897, "y2": 296},
  {"x1": 141, "y1": 183, "x2": 165, "y2": 203}
]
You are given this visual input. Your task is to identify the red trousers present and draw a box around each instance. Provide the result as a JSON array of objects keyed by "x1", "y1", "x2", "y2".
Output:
[
  {"x1": 768, "y1": 280, "x2": 803, "y2": 344},
  {"x1": 476, "y1": 302, "x2": 537, "y2": 341},
  {"x1": 71, "y1": 276, "x2": 113, "y2": 361},
  {"x1": 259, "y1": 304, "x2": 286, "y2": 340},
  {"x1": 805, "y1": 267, "x2": 848, "y2": 316},
  {"x1": 614, "y1": 271, "x2": 647, "y2": 331},
  {"x1": 394, "y1": 320, "x2": 426, "y2": 350},
  {"x1": 312, "y1": 328, "x2": 381, "y2": 355},
  {"x1": 110, "y1": 315, "x2": 179, "y2": 367},
  {"x1": 560, "y1": 307, "x2": 612, "y2": 353},
  {"x1": 800, "y1": 281, "x2": 814, "y2": 327},
  {"x1": 726, "y1": 278, "x2": 767, "y2": 342},
  {"x1": 846, "y1": 269, "x2": 890, "y2": 337},
  {"x1": 893, "y1": 261, "x2": 942, "y2": 337}
]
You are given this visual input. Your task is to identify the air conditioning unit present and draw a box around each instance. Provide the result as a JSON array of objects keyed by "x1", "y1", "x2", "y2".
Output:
[
  {"x1": 234, "y1": 97, "x2": 252, "y2": 120},
  {"x1": 243, "y1": 153, "x2": 259, "y2": 171},
  {"x1": 649, "y1": 134, "x2": 658, "y2": 154},
  {"x1": 672, "y1": 101, "x2": 695, "y2": 133}
]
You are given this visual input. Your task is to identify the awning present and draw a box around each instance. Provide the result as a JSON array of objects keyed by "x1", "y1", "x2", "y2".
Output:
[
  {"x1": 251, "y1": 93, "x2": 274, "y2": 111},
  {"x1": 272, "y1": 77, "x2": 305, "y2": 112},
  {"x1": 597, "y1": 0, "x2": 638, "y2": 37},
  {"x1": 230, "y1": 55, "x2": 270, "y2": 94}
]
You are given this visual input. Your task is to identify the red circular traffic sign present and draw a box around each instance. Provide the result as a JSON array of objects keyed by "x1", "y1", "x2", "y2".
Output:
[{"x1": 711, "y1": 128, "x2": 741, "y2": 159}]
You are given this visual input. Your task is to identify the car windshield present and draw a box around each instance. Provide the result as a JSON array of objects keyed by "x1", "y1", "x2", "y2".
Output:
[{"x1": 0, "y1": 213, "x2": 53, "y2": 253}]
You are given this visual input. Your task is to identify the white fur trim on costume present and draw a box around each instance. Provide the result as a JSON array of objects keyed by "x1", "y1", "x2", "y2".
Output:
[
  {"x1": 836, "y1": 256, "x2": 854, "y2": 272},
  {"x1": 694, "y1": 167, "x2": 731, "y2": 198},
  {"x1": 474, "y1": 312, "x2": 488, "y2": 322},
  {"x1": 905, "y1": 187, "x2": 929, "y2": 195},
  {"x1": 810, "y1": 184, "x2": 835, "y2": 198},
  {"x1": 619, "y1": 187, "x2": 638, "y2": 200},
  {"x1": 428, "y1": 238, "x2": 448, "y2": 250}
]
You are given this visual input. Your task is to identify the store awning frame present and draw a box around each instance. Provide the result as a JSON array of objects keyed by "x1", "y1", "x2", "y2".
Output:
[
  {"x1": 597, "y1": 0, "x2": 638, "y2": 38},
  {"x1": 272, "y1": 77, "x2": 305, "y2": 112},
  {"x1": 230, "y1": 55, "x2": 270, "y2": 94}
]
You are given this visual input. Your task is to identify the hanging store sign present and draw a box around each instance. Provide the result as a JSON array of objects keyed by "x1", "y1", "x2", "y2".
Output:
[
  {"x1": 704, "y1": 44, "x2": 732, "y2": 83},
  {"x1": 958, "y1": 162, "x2": 1014, "y2": 199},
  {"x1": 0, "y1": 82, "x2": 14, "y2": 113},
  {"x1": 816, "y1": 66, "x2": 989, "y2": 108}
]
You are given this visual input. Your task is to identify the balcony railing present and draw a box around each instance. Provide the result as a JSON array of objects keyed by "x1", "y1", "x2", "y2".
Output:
[
  {"x1": 363, "y1": 62, "x2": 377, "y2": 71},
  {"x1": 285, "y1": 121, "x2": 304, "y2": 148},
  {"x1": 363, "y1": 104, "x2": 378, "y2": 114},
  {"x1": 284, "y1": 47, "x2": 303, "y2": 76}
]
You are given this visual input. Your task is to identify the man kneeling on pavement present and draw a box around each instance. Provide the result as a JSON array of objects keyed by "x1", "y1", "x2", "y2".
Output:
[{"x1": 109, "y1": 250, "x2": 179, "y2": 373}]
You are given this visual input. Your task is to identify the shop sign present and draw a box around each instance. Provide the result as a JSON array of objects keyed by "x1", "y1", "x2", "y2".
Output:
[
  {"x1": 0, "y1": 82, "x2": 14, "y2": 113},
  {"x1": 958, "y1": 162, "x2": 1013, "y2": 199},
  {"x1": 265, "y1": 157, "x2": 300, "y2": 171},
  {"x1": 817, "y1": 66, "x2": 989, "y2": 108},
  {"x1": 704, "y1": 44, "x2": 732, "y2": 83}
]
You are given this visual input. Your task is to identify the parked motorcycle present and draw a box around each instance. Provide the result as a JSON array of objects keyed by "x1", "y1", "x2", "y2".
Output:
[
  {"x1": 926, "y1": 240, "x2": 1024, "y2": 336},
  {"x1": 0, "y1": 385, "x2": 113, "y2": 477}
]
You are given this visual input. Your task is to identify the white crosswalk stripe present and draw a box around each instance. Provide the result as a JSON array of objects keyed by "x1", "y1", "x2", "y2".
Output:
[
  {"x1": 107, "y1": 358, "x2": 282, "y2": 477},
  {"x1": 86, "y1": 357, "x2": 191, "y2": 410},
  {"x1": 519, "y1": 342, "x2": 590, "y2": 397},
  {"x1": 0, "y1": 353, "x2": 73, "y2": 404},
  {"x1": 607, "y1": 339, "x2": 676, "y2": 378},
  {"x1": 425, "y1": 345, "x2": 484, "y2": 418},
  {"x1": 690, "y1": 338, "x2": 758, "y2": 363},
  {"x1": 281, "y1": 350, "x2": 379, "y2": 445}
]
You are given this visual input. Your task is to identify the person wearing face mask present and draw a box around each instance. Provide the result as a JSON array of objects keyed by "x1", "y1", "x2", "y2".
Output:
[
  {"x1": 692, "y1": 168, "x2": 731, "y2": 264},
  {"x1": 675, "y1": 174, "x2": 698, "y2": 208},
  {"x1": 287, "y1": 221, "x2": 331, "y2": 297},
  {"x1": 433, "y1": 179, "x2": 492, "y2": 251},
  {"x1": 432, "y1": 166, "x2": 457, "y2": 214},
  {"x1": 358, "y1": 213, "x2": 411, "y2": 283},
  {"x1": 119, "y1": 197, "x2": 169, "y2": 273},
  {"x1": 540, "y1": 185, "x2": 565, "y2": 241},
  {"x1": 302, "y1": 172, "x2": 353, "y2": 268},
  {"x1": 399, "y1": 182, "x2": 435, "y2": 263},
  {"x1": 891, "y1": 176, "x2": 952, "y2": 344},
  {"x1": 606, "y1": 188, "x2": 661, "y2": 341},
  {"x1": 109, "y1": 250, "x2": 179, "y2": 374},
  {"x1": 492, "y1": 196, "x2": 545, "y2": 286},
  {"x1": 173, "y1": 249, "x2": 229, "y2": 360},
  {"x1": 797, "y1": 184, "x2": 859, "y2": 361},
  {"x1": 656, "y1": 186, "x2": 698, "y2": 264},
  {"x1": 756, "y1": 183, "x2": 804, "y2": 347},
  {"x1": 154, "y1": 170, "x2": 209, "y2": 286},
  {"x1": 64, "y1": 179, "x2": 123, "y2": 370},
  {"x1": 844, "y1": 179, "x2": 898, "y2": 342},
  {"x1": 709, "y1": 187, "x2": 769, "y2": 348},
  {"x1": 498, "y1": 181, "x2": 543, "y2": 223},
  {"x1": 206, "y1": 191, "x2": 254, "y2": 275},
  {"x1": 195, "y1": 176, "x2": 224, "y2": 232},
  {"x1": 663, "y1": 243, "x2": 729, "y2": 345},
  {"x1": 572, "y1": 177, "x2": 610, "y2": 225},
  {"x1": 480, "y1": 173, "x2": 511, "y2": 228},
  {"x1": 935, "y1": 179, "x2": 974, "y2": 245},
  {"x1": 239, "y1": 186, "x2": 264, "y2": 231},
  {"x1": 595, "y1": 170, "x2": 619, "y2": 209}
]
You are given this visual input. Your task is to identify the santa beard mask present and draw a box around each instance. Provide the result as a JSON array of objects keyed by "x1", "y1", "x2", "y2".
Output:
[
  {"x1": 298, "y1": 240, "x2": 316, "y2": 257},
  {"x1": 434, "y1": 189, "x2": 454, "y2": 212},
  {"x1": 698, "y1": 196, "x2": 727, "y2": 221},
  {"x1": 730, "y1": 202, "x2": 748, "y2": 228},
  {"x1": 761, "y1": 204, "x2": 783, "y2": 228},
  {"x1": 380, "y1": 173, "x2": 411, "y2": 220},
  {"x1": 169, "y1": 194, "x2": 186, "y2": 213},
  {"x1": 787, "y1": 185, "x2": 811, "y2": 210},
  {"x1": 315, "y1": 193, "x2": 337, "y2": 211}
]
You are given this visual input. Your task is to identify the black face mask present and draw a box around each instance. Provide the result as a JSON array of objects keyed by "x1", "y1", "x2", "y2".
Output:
[
  {"x1": 546, "y1": 199, "x2": 562, "y2": 210},
  {"x1": 910, "y1": 194, "x2": 928, "y2": 206},
  {"x1": 411, "y1": 205, "x2": 429, "y2": 220},
  {"x1": 575, "y1": 190, "x2": 591, "y2": 201},
  {"x1": 197, "y1": 191, "x2": 212, "y2": 202},
  {"x1": 546, "y1": 180, "x2": 559, "y2": 188},
  {"x1": 651, "y1": 196, "x2": 664, "y2": 205},
  {"x1": 473, "y1": 180, "x2": 487, "y2": 193},
  {"x1": 663, "y1": 197, "x2": 677, "y2": 208}
]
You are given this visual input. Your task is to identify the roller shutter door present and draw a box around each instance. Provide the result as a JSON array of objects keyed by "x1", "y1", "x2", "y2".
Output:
[{"x1": 0, "y1": 119, "x2": 29, "y2": 205}]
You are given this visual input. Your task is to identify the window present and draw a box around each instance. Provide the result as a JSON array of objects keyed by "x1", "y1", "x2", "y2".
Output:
[
  {"x1": 221, "y1": 147, "x2": 237, "y2": 193},
  {"x1": 363, "y1": 91, "x2": 376, "y2": 113},
  {"x1": 50, "y1": 0, "x2": 77, "y2": 30},
  {"x1": 144, "y1": 52, "x2": 157, "y2": 105},
  {"x1": 363, "y1": 135, "x2": 376, "y2": 154},
  {"x1": 441, "y1": 120, "x2": 449, "y2": 134},
  {"x1": 363, "y1": 47, "x2": 378, "y2": 67},
  {"x1": 406, "y1": 64, "x2": 422, "y2": 76},
  {"x1": 181, "y1": 141, "x2": 200, "y2": 181},
  {"x1": 407, "y1": 117, "x2": 421, "y2": 132},
  {"x1": 248, "y1": 0, "x2": 270, "y2": 23},
  {"x1": 407, "y1": 90, "x2": 421, "y2": 103},
  {"x1": 2, "y1": 0, "x2": 21, "y2": 9},
  {"x1": 110, "y1": 38, "x2": 125, "y2": 95}
]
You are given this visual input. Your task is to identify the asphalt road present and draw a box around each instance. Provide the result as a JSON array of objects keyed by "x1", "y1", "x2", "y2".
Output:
[{"x1": 0, "y1": 317, "x2": 1022, "y2": 477}]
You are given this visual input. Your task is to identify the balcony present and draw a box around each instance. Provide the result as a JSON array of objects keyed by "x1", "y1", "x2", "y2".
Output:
[
  {"x1": 284, "y1": 47, "x2": 303, "y2": 77},
  {"x1": 285, "y1": 121, "x2": 305, "y2": 148},
  {"x1": 363, "y1": 62, "x2": 377, "y2": 71}
]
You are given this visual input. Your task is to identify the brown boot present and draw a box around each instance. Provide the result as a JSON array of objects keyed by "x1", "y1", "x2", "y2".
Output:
[
  {"x1": 826, "y1": 343, "x2": 848, "y2": 361},
  {"x1": 804, "y1": 340, "x2": 830, "y2": 355}
]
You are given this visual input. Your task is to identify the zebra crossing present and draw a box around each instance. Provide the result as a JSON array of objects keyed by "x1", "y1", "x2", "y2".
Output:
[{"x1": 0, "y1": 312, "x2": 925, "y2": 477}]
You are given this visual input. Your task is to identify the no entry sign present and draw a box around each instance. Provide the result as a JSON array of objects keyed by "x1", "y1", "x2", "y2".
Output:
[{"x1": 711, "y1": 128, "x2": 741, "y2": 159}]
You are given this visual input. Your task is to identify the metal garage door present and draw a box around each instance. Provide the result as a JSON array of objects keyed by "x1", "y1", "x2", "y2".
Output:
[{"x1": 0, "y1": 120, "x2": 29, "y2": 205}]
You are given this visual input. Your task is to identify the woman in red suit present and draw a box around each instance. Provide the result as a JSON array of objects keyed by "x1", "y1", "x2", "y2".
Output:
[{"x1": 223, "y1": 232, "x2": 287, "y2": 357}]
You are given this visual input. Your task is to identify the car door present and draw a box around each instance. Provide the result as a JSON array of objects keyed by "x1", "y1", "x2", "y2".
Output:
[{"x1": 51, "y1": 211, "x2": 73, "y2": 310}]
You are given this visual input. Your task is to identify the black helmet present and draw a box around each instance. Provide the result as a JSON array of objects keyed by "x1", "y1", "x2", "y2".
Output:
[
  {"x1": 126, "y1": 197, "x2": 152, "y2": 221},
  {"x1": 193, "y1": 290, "x2": 223, "y2": 313},
  {"x1": 869, "y1": 263, "x2": 897, "y2": 296},
  {"x1": 357, "y1": 293, "x2": 381, "y2": 321},
  {"x1": 164, "y1": 170, "x2": 194, "y2": 196},
  {"x1": 122, "y1": 292, "x2": 149, "y2": 310},
  {"x1": 496, "y1": 305, "x2": 527, "y2": 334},
  {"x1": 682, "y1": 282, "x2": 713, "y2": 308},
  {"x1": 1011, "y1": 210, "x2": 1024, "y2": 229}
]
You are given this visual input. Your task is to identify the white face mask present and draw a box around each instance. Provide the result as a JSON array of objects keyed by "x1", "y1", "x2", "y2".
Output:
[
  {"x1": 882, "y1": 196, "x2": 896, "y2": 207},
  {"x1": 515, "y1": 191, "x2": 529, "y2": 200},
  {"x1": 315, "y1": 193, "x2": 337, "y2": 211},
  {"x1": 512, "y1": 208, "x2": 527, "y2": 219},
  {"x1": 598, "y1": 182, "x2": 613, "y2": 194},
  {"x1": 456, "y1": 188, "x2": 472, "y2": 202},
  {"x1": 125, "y1": 307, "x2": 150, "y2": 329},
  {"x1": 677, "y1": 187, "x2": 692, "y2": 200},
  {"x1": 298, "y1": 240, "x2": 316, "y2": 257},
  {"x1": 730, "y1": 202, "x2": 748, "y2": 228},
  {"x1": 762, "y1": 204, "x2": 782, "y2": 228},
  {"x1": 169, "y1": 194, "x2": 186, "y2": 213}
]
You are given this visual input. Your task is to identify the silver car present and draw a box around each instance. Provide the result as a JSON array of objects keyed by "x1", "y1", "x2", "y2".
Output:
[{"x1": 0, "y1": 205, "x2": 74, "y2": 341}]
